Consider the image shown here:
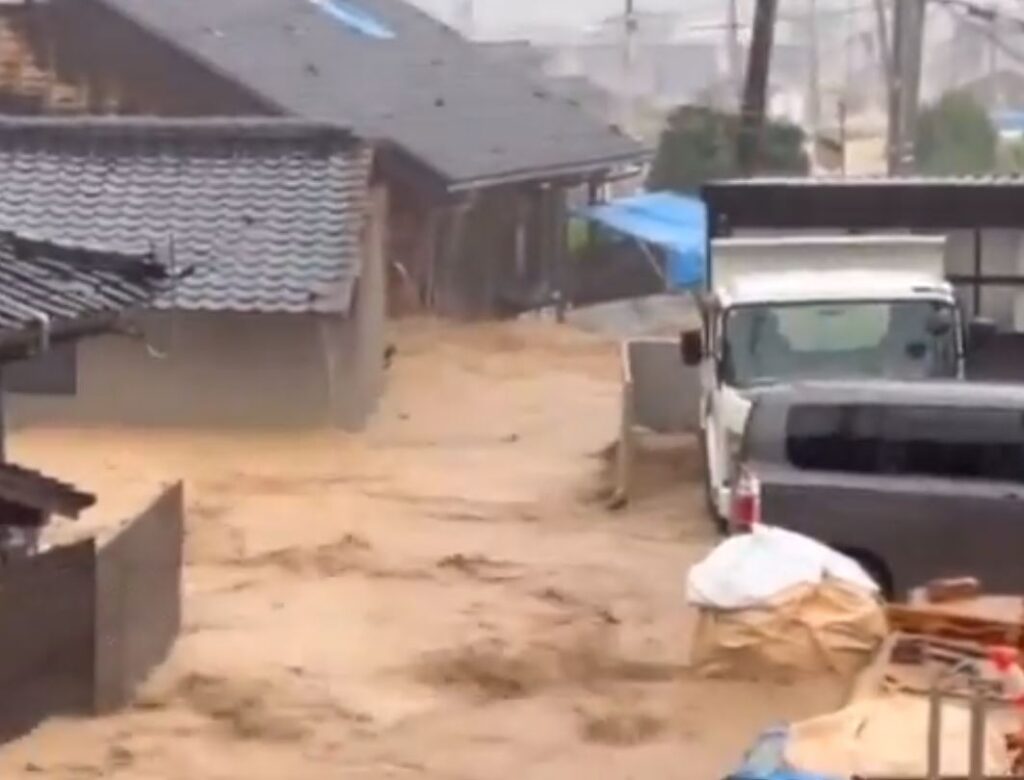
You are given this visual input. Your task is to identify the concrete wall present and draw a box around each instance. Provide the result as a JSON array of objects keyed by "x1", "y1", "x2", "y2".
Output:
[
  {"x1": 0, "y1": 539, "x2": 95, "y2": 742},
  {"x1": 8, "y1": 184, "x2": 388, "y2": 430},
  {"x1": 94, "y1": 484, "x2": 184, "y2": 714},
  {"x1": 0, "y1": 483, "x2": 184, "y2": 743}
]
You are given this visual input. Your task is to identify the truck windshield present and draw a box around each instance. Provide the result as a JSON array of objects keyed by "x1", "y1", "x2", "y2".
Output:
[{"x1": 722, "y1": 300, "x2": 959, "y2": 388}]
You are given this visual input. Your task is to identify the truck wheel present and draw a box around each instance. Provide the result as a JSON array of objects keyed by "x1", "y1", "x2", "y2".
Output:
[{"x1": 699, "y1": 428, "x2": 728, "y2": 536}]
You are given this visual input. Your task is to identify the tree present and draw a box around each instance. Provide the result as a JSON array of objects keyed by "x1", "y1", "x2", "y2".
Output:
[
  {"x1": 915, "y1": 91, "x2": 997, "y2": 176},
  {"x1": 998, "y1": 138, "x2": 1024, "y2": 174},
  {"x1": 647, "y1": 105, "x2": 809, "y2": 193}
]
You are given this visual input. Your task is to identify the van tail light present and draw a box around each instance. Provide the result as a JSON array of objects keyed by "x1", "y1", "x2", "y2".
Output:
[{"x1": 731, "y1": 467, "x2": 762, "y2": 529}]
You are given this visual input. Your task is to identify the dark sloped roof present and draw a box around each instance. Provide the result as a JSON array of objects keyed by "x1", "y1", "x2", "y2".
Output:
[
  {"x1": 0, "y1": 232, "x2": 164, "y2": 332},
  {"x1": 85, "y1": 0, "x2": 648, "y2": 190},
  {"x1": 0, "y1": 117, "x2": 370, "y2": 314},
  {"x1": 0, "y1": 462, "x2": 96, "y2": 521}
]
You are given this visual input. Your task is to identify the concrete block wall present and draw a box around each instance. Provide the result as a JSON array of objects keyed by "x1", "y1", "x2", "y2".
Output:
[
  {"x1": 0, "y1": 540, "x2": 95, "y2": 742},
  {"x1": 0, "y1": 482, "x2": 184, "y2": 742},
  {"x1": 94, "y1": 484, "x2": 184, "y2": 714}
]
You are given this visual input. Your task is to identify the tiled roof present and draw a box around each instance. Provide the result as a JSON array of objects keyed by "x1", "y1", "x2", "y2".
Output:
[
  {"x1": 0, "y1": 462, "x2": 95, "y2": 521},
  {"x1": 84, "y1": 0, "x2": 649, "y2": 190},
  {"x1": 0, "y1": 231, "x2": 164, "y2": 332},
  {"x1": 0, "y1": 117, "x2": 370, "y2": 314}
]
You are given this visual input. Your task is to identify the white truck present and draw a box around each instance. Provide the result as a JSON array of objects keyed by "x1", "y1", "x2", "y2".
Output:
[{"x1": 678, "y1": 235, "x2": 986, "y2": 528}]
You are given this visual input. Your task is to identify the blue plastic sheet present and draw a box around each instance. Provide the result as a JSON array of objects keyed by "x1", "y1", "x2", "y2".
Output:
[
  {"x1": 994, "y1": 110, "x2": 1024, "y2": 134},
  {"x1": 576, "y1": 191, "x2": 706, "y2": 289},
  {"x1": 728, "y1": 726, "x2": 842, "y2": 780},
  {"x1": 308, "y1": 0, "x2": 396, "y2": 40}
]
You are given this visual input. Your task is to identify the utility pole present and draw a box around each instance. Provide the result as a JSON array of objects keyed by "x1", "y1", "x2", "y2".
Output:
[
  {"x1": 873, "y1": 0, "x2": 893, "y2": 89},
  {"x1": 622, "y1": 0, "x2": 639, "y2": 136},
  {"x1": 807, "y1": 0, "x2": 822, "y2": 171},
  {"x1": 738, "y1": 0, "x2": 779, "y2": 175},
  {"x1": 839, "y1": 98, "x2": 848, "y2": 176},
  {"x1": 873, "y1": 0, "x2": 896, "y2": 170},
  {"x1": 987, "y1": 13, "x2": 999, "y2": 109},
  {"x1": 888, "y1": 0, "x2": 927, "y2": 174},
  {"x1": 726, "y1": 0, "x2": 743, "y2": 107}
]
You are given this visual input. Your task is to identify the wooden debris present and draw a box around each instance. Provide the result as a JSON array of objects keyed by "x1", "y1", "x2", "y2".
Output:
[
  {"x1": 927, "y1": 577, "x2": 982, "y2": 604},
  {"x1": 887, "y1": 604, "x2": 1024, "y2": 652}
]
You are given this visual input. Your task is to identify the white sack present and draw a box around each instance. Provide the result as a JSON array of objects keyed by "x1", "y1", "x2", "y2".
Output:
[{"x1": 686, "y1": 525, "x2": 878, "y2": 610}]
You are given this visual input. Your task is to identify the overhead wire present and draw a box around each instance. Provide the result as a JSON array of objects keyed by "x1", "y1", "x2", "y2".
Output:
[{"x1": 934, "y1": 0, "x2": 1024, "y2": 66}]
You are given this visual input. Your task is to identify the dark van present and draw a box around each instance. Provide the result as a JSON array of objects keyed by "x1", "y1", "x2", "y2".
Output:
[{"x1": 734, "y1": 381, "x2": 1024, "y2": 597}]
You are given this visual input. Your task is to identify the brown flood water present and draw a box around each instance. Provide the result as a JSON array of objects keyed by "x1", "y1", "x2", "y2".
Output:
[{"x1": 0, "y1": 319, "x2": 844, "y2": 779}]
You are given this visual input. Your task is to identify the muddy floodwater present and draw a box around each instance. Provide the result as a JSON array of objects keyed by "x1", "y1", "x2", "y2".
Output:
[{"x1": 0, "y1": 320, "x2": 844, "y2": 779}]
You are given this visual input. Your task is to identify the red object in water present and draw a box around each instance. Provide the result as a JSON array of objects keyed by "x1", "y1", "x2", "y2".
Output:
[
  {"x1": 989, "y1": 645, "x2": 1020, "y2": 673},
  {"x1": 731, "y1": 467, "x2": 761, "y2": 528}
]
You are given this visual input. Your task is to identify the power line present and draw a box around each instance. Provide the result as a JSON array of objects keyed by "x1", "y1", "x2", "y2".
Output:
[
  {"x1": 936, "y1": 0, "x2": 1024, "y2": 64},
  {"x1": 934, "y1": 0, "x2": 1024, "y2": 30}
]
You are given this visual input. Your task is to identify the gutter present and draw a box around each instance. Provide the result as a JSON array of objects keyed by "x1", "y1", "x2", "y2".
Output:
[
  {"x1": 0, "y1": 313, "x2": 122, "y2": 364},
  {"x1": 444, "y1": 153, "x2": 653, "y2": 194},
  {"x1": 30, "y1": 311, "x2": 50, "y2": 353}
]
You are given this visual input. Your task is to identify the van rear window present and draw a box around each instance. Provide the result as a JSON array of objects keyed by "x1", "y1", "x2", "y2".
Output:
[{"x1": 785, "y1": 403, "x2": 1024, "y2": 483}]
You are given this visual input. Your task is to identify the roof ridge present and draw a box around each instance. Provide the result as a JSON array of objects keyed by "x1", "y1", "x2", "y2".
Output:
[{"x1": 0, "y1": 116, "x2": 359, "y2": 143}]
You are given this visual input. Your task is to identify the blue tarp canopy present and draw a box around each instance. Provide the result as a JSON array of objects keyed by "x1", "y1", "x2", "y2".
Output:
[{"x1": 577, "y1": 191, "x2": 707, "y2": 288}]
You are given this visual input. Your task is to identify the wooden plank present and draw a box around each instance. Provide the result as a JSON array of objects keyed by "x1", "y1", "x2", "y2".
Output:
[{"x1": 887, "y1": 604, "x2": 1024, "y2": 651}]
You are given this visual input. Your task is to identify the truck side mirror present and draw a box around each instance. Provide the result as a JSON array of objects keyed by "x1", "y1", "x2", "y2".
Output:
[
  {"x1": 680, "y1": 329, "x2": 703, "y2": 366},
  {"x1": 967, "y1": 317, "x2": 997, "y2": 351}
]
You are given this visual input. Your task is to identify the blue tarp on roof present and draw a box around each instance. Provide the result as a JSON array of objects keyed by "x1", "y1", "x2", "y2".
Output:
[
  {"x1": 578, "y1": 191, "x2": 707, "y2": 288},
  {"x1": 309, "y1": 0, "x2": 397, "y2": 39}
]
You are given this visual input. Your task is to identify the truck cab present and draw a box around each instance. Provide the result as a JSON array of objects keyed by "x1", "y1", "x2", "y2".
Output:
[{"x1": 681, "y1": 235, "x2": 968, "y2": 527}]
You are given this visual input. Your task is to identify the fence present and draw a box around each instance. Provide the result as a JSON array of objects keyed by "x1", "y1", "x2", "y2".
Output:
[{"x1": 0, "y1": 482, "x2": 184, "y2": 741}]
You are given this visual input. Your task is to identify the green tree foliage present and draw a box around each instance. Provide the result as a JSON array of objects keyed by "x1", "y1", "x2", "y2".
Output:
[
  {"x1": 997, "y1": 138, "x2": 1024, "y2": 173},
  {"x1": 915, "y1": 91, "x2": 997, "y2": 175},
  {"x1": 647, "y1": 105, "x2": 809, "y2": 192}
]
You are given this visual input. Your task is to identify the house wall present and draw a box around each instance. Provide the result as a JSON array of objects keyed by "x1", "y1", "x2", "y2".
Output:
[
  {"x1": 9, "y1": 312, "x2": 339, "y2": 427},
  {"x1": 8, "y1": 184, "x2": 388, "y2": 429}
]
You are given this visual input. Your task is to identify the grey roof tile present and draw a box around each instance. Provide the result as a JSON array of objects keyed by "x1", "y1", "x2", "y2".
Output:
[
  {"x1": 0, "y1": 231, "x2": 165, "y2": 331},
  {"x1": 0, "y1": 461, "x2": 96, "y2": 521},
  {"x1": 0, "y1": 117, "x2": 370, "y2": 314},
  {"x1": 83, "y1": 0, "x2": 649, "y2": 189}
]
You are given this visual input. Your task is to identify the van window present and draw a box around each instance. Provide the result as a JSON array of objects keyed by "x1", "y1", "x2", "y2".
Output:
[{"x1": 785, "y1": 403, "x2": 1024, "y2": 483}]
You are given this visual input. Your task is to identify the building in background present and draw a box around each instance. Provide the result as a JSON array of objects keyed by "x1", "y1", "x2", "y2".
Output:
[{"x1": 0, "y1": 0, "x2": 649, "y2": 325}]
